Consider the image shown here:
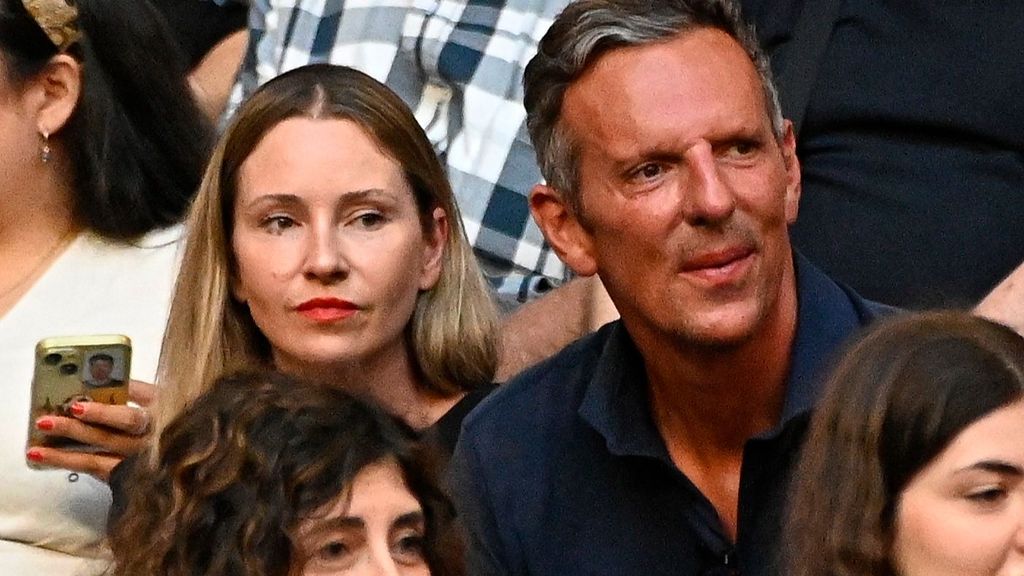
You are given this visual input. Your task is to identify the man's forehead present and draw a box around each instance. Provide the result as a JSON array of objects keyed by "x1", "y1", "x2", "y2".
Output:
[
  {"x1": 560, "y1": 28, "x2": 767, "y2": 153},
  {"x1": 566, "y1": 27, "x2": 756, "y2": 104}
]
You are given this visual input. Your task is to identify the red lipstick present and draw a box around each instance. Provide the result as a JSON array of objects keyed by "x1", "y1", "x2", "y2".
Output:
[{"x1": 296, "y1": 297, "x2": 358, "y2": 322}]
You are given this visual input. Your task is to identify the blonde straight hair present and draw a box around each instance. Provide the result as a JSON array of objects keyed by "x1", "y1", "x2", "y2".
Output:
[{"x1": 154, "y1": 64, "x2": 499, "y2": 441}]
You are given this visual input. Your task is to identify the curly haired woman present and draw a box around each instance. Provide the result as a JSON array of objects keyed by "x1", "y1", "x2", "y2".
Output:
[{"x1": 109, "y1": 369, "x2": 464, "y2": 576}]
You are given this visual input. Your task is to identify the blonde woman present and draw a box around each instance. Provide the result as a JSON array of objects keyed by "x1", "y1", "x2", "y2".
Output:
[{"x1": 156, "y1": 63, "x2": 498, "y2": 446}]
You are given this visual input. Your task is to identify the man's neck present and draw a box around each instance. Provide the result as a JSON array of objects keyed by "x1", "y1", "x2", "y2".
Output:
[{"x1": 634, "y1": 265, "x2": 799, "y2": 541}]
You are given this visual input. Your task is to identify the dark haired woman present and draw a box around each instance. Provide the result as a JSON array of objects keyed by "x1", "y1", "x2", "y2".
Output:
[
  {"x1": 0, "y1": 0, "x2": 212, "y2": 571},
  {"x1": 786, "y1": 311, "x2": 1024, "y2": 576},
  {"x1": 110, "y1": 370, "x2": 464, "y2": 576}
]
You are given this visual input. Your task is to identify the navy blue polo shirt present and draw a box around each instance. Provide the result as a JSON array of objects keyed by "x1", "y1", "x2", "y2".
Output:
[{"x1": 450, "y1": 254, "x2": 890, "y2": 576}]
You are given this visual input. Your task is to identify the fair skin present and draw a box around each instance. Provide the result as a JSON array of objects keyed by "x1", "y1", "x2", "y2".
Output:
[
  {"x1": 188, "y1": 29, "x2": 248, "y2": 120},
  {"x1": 495, "y1": 275, "x2": 617, "y2": 381},
  {"x1": 893, "y1": 399, "x2": 1024, "y2": 576},
  {"x1": 3, "y1": 54, "x2": 153, "y2": 479},
  {"x1": 977, "y1": 261, "x2": 1024, "y2": 336},
  {"x1": 0, "y1": 55, "x2": 79, "y2": 318},
  {"x1": 293, "y1": 459, "x2": 431, "y2": 576},
  {"x1": 87, "y1": 358, "x2": 114, "y2": 383},
  {"x1": 232, "y1": 117, "x2": 454, "y2": 428},
  {"x1": 530, "y1": 28, "x2": 801, "y2": 539}
]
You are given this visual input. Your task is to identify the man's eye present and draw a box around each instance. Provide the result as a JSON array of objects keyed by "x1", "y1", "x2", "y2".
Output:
[
  {"x1": 725, "y1": 140, "x2": 758, "y2": 157},
  {"x1": 632, "y1": 163, "x2": 664, "y2": 181}
]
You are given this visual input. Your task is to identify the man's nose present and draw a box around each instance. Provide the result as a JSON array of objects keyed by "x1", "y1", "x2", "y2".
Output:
[{"x1": 682, "y1": 143, "x2": 737, "y2": 226}]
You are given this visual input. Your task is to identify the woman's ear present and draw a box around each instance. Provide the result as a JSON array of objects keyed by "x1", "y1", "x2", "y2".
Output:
[
  {"x1": 32, "y1": 54, "x2": 81, "y2": 137},
  {"x1": 419, "y1": 207, "x2": 449, "y2": 291}
]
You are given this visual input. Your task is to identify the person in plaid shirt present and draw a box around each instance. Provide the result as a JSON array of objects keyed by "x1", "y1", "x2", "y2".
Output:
[{"x1": 222, "y1": 0, "x2": 618, "y2": 377}]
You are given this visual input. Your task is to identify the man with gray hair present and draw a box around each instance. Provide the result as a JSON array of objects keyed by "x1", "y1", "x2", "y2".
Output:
[{"x1": 449, "y1": 0, "x2": 889, "y2": 574}]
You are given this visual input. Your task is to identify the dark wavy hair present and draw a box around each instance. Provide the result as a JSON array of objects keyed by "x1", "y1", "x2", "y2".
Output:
[
  {"x1": 109, "y1": 370, "x2": 464, "y2": 576},
  {"x1": 0, "y1": 0, "x2": 212, "y2": 239},
  {"x1": 785, "y1": 311, "x2": 1024, "y2": 576}
]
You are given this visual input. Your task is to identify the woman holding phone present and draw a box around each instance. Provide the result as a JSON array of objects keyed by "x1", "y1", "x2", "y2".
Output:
[
  {"x1": 786, "y1": 311, "x2": 1024, "y2": 576},
  {"x1": 0, "y1": 0, "x2": 211, "y2": 572}
]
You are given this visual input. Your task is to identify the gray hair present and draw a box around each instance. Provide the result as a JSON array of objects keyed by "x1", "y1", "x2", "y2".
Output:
[{"x1": 524, "y1": 0, "x2": 783, "y2": 214}]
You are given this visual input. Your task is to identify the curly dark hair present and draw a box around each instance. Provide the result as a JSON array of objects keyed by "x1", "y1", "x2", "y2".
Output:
[
  {"x1": 785, "y1": 311, "x2": 1024, "y2": 576},
  {"x1": 109, "y1": 370, "x2": 464, "y2": 576}
]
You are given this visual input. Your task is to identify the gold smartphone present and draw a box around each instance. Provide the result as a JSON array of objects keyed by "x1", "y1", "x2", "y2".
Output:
[{"x1": 27, "y1": 335, "x2": 132, "y2": 461}]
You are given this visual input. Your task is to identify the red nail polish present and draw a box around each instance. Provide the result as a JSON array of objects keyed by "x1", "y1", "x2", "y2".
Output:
[
  {"x1": 26, "y1": 449, "x2": 44, "y2": 462},
  {"x1": 71, "y1": 403, "x2": 85, "y2": 416},
  {"x1": 36, "y1": 418, "x2": 54, "y2": 431}
]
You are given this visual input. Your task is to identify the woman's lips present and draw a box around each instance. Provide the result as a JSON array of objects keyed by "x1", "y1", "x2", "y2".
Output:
[{"x1": 296, "y1": 297, "x2": 359, "y2": 322}]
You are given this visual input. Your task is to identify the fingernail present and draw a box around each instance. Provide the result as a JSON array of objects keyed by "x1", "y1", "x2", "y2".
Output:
[
  {"x1": 36, "y1": 418, "x2": 54, "y2": 431},
  {"x1": 26, "y1": 449, "x2": 44, "y2": 462},
  {"x1": 71, "y1": 403, "x2": 85, "y2": 416}
]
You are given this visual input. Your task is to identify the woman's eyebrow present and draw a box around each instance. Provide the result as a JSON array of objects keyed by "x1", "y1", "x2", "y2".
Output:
[
  {"x1": 957, "y1": 460, "x2": 1024, "y2": 476},
  {"x1": 392, "y1": 511, "x2": 425, "y2": 529},
  {"x1": 242, "y1": 193, "x2": 304, "y2": 207},
  {"x1": 338, "y1": 188, "x2": 392, "y2": 203}
]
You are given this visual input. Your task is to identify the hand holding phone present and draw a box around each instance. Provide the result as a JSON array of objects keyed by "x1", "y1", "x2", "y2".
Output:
[{"x1": 26, "y1": 335, "x2": 154, "y2": 479}]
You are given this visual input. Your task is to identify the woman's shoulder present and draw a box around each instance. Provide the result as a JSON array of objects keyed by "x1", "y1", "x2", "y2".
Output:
[
  {"x1": 74, "y1": 226, "x2": 185, "y2": 269},
  {"x1": 82, "y1": 225, "x2": 184, "y2": 252},
  {"x1": 131, "y1": 225, "x2": 185, "y2": 249}
]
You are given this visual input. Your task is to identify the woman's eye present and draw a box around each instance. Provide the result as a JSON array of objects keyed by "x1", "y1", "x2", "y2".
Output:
[
  {"x1": 261, "y1": 215, "x2": 297, "y2": 235},
  {"x1": 965, "y1": 486, "x2": 1008, "y2": 507},
  {"x1": 316, "y1": 540, "x2": 350, "y2": 562},
  {"x1": 391, "y1": 534, "x2": 426, "y2": 565},
  {"x1": 353, "y1": 212, "x2": 387, "y2": 229}
]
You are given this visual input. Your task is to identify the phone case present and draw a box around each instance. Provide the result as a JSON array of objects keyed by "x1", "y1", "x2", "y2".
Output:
[{"x1": 27, "y1": 335, "x2": 132, "y2": 459}]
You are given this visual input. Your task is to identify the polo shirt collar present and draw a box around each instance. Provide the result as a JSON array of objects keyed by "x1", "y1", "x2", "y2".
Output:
[{"x1": 578, "y1": 251, "x2": 862, "y2": 458}]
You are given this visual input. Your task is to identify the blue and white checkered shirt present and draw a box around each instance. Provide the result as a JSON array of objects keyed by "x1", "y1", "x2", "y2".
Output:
[{"x1": 226, "y1": 0, "x2": 572, "y2": 306}]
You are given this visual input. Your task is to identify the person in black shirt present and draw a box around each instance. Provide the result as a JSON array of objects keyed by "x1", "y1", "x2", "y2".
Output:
[
  {"x1": 449, "y1": 0, "x2": 888, "y2": 574},
  {"x1": 741, "y1": 0, "x2": 1024, "y2": 309}
]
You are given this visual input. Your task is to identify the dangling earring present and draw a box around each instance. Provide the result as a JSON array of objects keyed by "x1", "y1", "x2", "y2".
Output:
[{"x1": 40, "y1": 131, "x2": 51, "y2": 164}]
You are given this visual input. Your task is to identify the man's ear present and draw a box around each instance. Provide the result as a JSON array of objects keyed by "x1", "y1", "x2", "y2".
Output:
[
  {"x1": 31, "y1": 54, "x2": 81, "y2": 137},
  {"x1": 419, "y1": 206, "x2": 448, "y2": 291},
  {"x1": 779, "y1": 119, "x2": 801, "y2": 224},
  {"x1": 529, "y1": 183, "x2": 598, "y2": 277}
]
